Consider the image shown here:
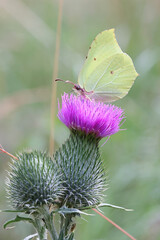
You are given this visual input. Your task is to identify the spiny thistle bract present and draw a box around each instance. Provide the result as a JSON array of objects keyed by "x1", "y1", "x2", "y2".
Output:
[
  {"x1": 55, "y1": 131, "x2": 106, "y2": 208},
  {"x1": 7, "y1": 151, "x2": 63, "y2": 211}
]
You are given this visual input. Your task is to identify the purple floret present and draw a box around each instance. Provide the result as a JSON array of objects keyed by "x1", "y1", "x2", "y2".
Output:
[{"x1": 58, "y1": 93, "x2": 125, "y2": 138}]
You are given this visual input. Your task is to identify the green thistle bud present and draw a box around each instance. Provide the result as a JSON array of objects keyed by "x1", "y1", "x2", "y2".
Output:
[
  {"x1": 55, "y1": 131, "x2": 106, "y2": 209},
  {"x1": 7, "y1": 151, "x2": 63, "y2": 211}
]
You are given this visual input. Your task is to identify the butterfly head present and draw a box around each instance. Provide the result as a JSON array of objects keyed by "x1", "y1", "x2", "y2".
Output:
[
  {"x1": 55, "y1": 78, "x2": 93, "y2": 98},
  {"x1": 73, "y1": 84, "x2": 86, "y2": 96},
  {"x1": 56, "y1": 78, "x2": 85, "y2": 94}
]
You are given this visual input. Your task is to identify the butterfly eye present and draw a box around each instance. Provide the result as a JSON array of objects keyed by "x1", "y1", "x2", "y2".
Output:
[{"x1": 75, "y1": 84, "x2": 81, "y2": 91}]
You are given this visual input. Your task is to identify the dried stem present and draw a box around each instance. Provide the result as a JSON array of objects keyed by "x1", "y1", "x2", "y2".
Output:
[
  {"x1": 49, "y1": 0, "x2": 63, "y2": 156},
  {"x1": 0, "y1": 145, "x2": 18, "y2": 160},
  {"x1": 92, "y1": 208, "x2": 136, "y2": 240}
]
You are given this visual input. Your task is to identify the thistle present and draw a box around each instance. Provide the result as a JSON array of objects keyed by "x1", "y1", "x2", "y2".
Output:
[
  {"x1": 7, "y1": 151, "x2": 63, "y2": 211},
  {"x1": 56, "y1": 93, "x2": 124, "y2": 208},
  {"x1": 4, "y1": 94, "x2": 125, "y2": 240}
]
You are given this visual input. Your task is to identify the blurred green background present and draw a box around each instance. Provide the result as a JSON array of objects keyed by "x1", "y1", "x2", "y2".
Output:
[{"x1": 0, "y1": 0, "x2": 160, "y2": 239}]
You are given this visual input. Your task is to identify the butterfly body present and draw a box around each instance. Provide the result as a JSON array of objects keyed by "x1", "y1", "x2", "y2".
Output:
[
  {"x1": 55, "y1": 79, "x2": 93, "y2": 99},
  {"x1": 73, "y1": 84, "x2": 93, "y2": 98}
]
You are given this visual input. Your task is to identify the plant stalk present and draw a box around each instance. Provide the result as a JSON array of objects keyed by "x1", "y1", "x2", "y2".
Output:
[
  {"x1": 49, "y1": 0, "x2": 63, "y2": 156},
  {"x1": 33, "y1": 214, "x2": 47, "y2": 240},
  {"x1": 39, "y1": 205, "x2": 58, "y2": 240}
]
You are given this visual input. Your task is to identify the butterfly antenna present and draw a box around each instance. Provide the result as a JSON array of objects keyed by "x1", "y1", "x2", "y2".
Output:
[
  {"x1": 55, "y1": 78, "x2": 65, "y2": 82},
  {"x1": 55, "y1": 78, "x2": 75, "y2": 86}
]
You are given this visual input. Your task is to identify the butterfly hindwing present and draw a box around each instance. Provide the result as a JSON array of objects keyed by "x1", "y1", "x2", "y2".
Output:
[{"x1": 78, "y1": 29, "x2": 138, "y2": 102}]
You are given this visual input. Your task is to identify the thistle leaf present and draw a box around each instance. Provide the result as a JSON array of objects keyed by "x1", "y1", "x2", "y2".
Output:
[
  {"x1": 24, "y1": 233, "x2": 38, "y2": 240},
  {"x1": 0, "y1": 209, "x2": 25, "y2": 213},
  {"x1": 98, "y1": 203, "x2": 133, "y2": 211},
  {"x1": 57, "y1": 206, "x2": 92, "y2": 216},
  {"x1": 4, "y1": 215, "x2": 34, "y2": 229}
]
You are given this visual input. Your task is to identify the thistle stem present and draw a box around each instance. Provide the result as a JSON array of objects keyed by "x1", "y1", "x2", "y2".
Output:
[
  {"x1": 39, "y1": 205, "x2": 58, "y2": 240},
  {"x1": 59, "y1": 214, "x2": 75, "y2": 240},
  {"x1": 45, "y1": 214, "x2": 58, "y2": 240},
  {"x1": 32, "y1": 214, "x2": 47, "y2": 240}
]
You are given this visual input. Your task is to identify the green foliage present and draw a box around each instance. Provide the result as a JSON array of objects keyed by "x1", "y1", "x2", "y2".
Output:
[{"x1": 4, "y1": 215, "x2": 34, "y2": 229}]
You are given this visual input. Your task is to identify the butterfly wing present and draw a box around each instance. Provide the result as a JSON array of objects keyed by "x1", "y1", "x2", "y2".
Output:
[{"x1": 78, "y1": 29, "x2": 138, "y2": 102}]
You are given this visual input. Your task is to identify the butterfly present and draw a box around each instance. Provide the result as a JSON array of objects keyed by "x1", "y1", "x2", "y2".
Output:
[{"x1": 56, "y1": 28, "x2": 138, "y2": 102}]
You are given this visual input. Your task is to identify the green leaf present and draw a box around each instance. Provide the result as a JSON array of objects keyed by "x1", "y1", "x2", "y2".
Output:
[
  {"x1": 98, "y1": 203, "x2": 133, "y2": 211},
  {"x1": 24, "y1": 233, "x2": 38, "y2": 240},
  {"x1": 78, "y1": 203, "x2": 133, "y2": 211},
  {"x1": 4, "y1": 215, "x2": 34, "y2": 229},
  {"x1": 0, "y1": 209, "x2": 25, "y2": 213},
  {"x1": 57, "y1": 206, "x2": 92, "y2": 216}
]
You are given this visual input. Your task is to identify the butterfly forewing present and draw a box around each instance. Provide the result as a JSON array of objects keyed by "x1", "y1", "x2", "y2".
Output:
[{"x1": 78, "y1": 29, "x2": 138, "y2": 102}]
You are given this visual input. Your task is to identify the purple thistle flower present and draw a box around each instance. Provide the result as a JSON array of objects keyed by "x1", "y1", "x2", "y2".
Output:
[{"x1": 58, "y1": 93, "x2": 125, "y2": 138}]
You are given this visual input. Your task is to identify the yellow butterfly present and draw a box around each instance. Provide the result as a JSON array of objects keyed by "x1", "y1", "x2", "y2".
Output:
[{"x1": 56, "y1": 29, "x2": 138, "y2": 102}]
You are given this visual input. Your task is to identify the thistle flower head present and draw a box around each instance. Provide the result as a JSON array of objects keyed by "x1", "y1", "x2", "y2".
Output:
[
  {"x1": 58, "y1": 93, "x2": 124, "y2": 138},
  {"x1": 7, "y1": 151, "x2": 63, "y2": 211},
  {"x1": 55, "y1": 132, "x2": 106, "y2": 208}
]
